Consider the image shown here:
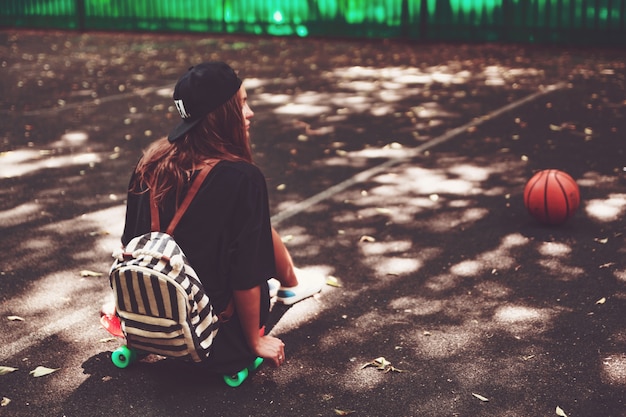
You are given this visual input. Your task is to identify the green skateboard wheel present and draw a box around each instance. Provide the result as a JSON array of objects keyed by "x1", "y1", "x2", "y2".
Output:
[
  {"x1": 223, "y1": 368, "x2": 249, "y2": 387},
  {"x1": 111, "y1": 345, "x2": 137, "y2": 368},
  {"x1": 222, "y1": 357, "x2": 263, "y2": 387}
]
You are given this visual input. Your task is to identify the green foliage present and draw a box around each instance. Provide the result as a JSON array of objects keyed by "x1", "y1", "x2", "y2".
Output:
[{"x1": 1, "y1": 0, "x2": 624, "y2": 43}]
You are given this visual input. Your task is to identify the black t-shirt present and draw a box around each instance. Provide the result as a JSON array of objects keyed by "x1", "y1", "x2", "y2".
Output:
[{"x1": 121, "y1": 160, "x2": 274, "y2": 372}]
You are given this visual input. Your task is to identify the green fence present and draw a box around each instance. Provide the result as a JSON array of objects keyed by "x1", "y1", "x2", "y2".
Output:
[{"x1": 1, "y1": 0, "x2": 625, "y2": 44}]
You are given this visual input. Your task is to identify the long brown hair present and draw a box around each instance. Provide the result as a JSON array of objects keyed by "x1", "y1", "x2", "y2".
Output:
[{"x1": 131, "y1": 89, "x2": 252, "y2": 206}]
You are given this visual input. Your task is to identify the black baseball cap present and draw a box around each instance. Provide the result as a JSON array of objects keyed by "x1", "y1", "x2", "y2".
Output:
[{"x1": 168, "y1": 62, "x2": 242, "y2": 143}]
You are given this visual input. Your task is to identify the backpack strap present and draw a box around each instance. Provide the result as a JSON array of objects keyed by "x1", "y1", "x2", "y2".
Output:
[
  {"x1": 148, "y1": 159, "x2": 235, "y2": 323},
  {"x1": 150, "y1": 160, "x2": 218, "y2": 234}
]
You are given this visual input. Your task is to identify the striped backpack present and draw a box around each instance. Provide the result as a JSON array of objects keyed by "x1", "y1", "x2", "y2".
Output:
[{"x1": 109, "y1": 162, "x2": 231, "y2": 362}]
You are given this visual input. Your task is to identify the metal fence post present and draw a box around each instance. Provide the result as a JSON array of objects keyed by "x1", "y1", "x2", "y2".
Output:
[
  {"x1": 75, "y1": 0, "x2": 85, "y2": 31},
  {"x1": 419, "y1": 0, "x2": 428, "y2": 40}
]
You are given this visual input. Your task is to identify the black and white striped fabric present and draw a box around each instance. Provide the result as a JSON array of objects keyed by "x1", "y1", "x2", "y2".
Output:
[{"x1": 110, "y1": 231, "x2": 219, "y2": 362}]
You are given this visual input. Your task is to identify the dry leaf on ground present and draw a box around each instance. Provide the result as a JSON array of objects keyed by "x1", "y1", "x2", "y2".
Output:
[
  {"x1": 472, "y1": 393, "x2": 490, "y2": 402},
  {"x1": 30, "y1": 366, "x2": 59, "y2": 377},
  {"x1": 361, "y1": 357, "x2": 406, "y2": 373},
  {"x1": 556, "y1": 406, "x2": 569, "y2": 417},
  {"x1": 0, "y1": 366, "x2": 18, "y2": 375},
  {"x1": 326, "y1": 276, "x2": 342, "y2": 287}
]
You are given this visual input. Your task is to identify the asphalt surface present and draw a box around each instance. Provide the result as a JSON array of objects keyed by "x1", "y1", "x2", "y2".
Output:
[{"x1": 0, "y1": 30, "x2": 625, "y2": 417}]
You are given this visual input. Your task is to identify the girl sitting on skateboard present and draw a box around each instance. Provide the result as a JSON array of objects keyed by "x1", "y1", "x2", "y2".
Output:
[{"x1": 120, "y1": 61, "x2": 324, "y2": 375}]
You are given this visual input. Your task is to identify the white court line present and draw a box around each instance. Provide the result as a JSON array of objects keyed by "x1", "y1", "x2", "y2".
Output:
[
  {"x1": 271, "y1": 82, "x2": 567, "y2": 225},
  {"x1": 0, "y1": 82, "x2": 566, "y2": 362}
]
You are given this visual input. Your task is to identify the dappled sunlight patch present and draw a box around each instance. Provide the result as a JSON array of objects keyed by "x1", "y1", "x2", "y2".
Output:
[
  {"x1": 0, "y1": 202, "x2": 43, "y2": 227},
  {"x1": 425, "y1": 273, "x2": 460, "y2": 292},
  {"x1": 365, "y1": 257, "x2": 422, "y2": 278},
  {"x1": 1, "y1": 272, "x2": 98, "y2": 316},
  {"x1": 337, "y1": 80, "x2": 380, "y2": 92},
  {"x1": 478, "y1": 252, "x2": 517, "y2": 271},
  {"x1": 372, "y1": 166, "x2": 479, "y2": 197},
  {"x1": 330, "y1": 65, "x2": 472, "y2": 86},
  {"x1": 537, "y1": 259, "x2": 585, "y2": 280},
  {"x1": 297, "y1": 63, "x2": 537, "y2": 124},
  {"x1": 482, "y1": 185, "x2": 509, "y2": 197},
  {"x1": 367, "y1": 182, "x2": 416, "y2": 198},
  {"x1": 427, "y1": 232, "x2": 531, "y2": 286},
  {"x1": 369, "y1": 103, "x2": 396, "y2": 116},
  {"x1": 450, "y1": 260, "x2": 483, "y2": 277},
  {"x1": 39, "y1": 205, "x2": 126, "y2": 250},
  {"x1": 254, "y1": 92, "x2": 293, "y2": 105},
  {"x1": 614, "y1": 268, "x2": 626, "y2": 283},
  {"x1": 270, "y1": 292, "x2": 327, "y2": 334},
  {"x1": 50, "y1": 131, "x2": 89, "y2": 148},
  {"x1": 331, "y1": 93, "x2": 372, "y2": 111},
  {"x1": 501, "y1": 233, "x2": 530, "y2": 248},
  {"x1": 346, "y1": 144, "x2": 409, "y2": 159},
  {"x1": 242, "y1": 77, "x2": 266, "y2": 90},
  {"x1": 275, "y1": 197, "x2": 307, "y2": 213},
  {"x1": 601, "y1": 354, "x2": 626, "y2": 385},
  {"x1": 537, "y1": 242, "x2": 572, "y2": 257},
  {"x1": 369, "y1": 168, "x2": 476, "y2": 202},
  {"x1": 578, "y1": 171, "x2": 621, "y2": 189},
  {"x1": 353, "y1": 196, "x2": 433, "y2": 224},
  {"x1": 318, "y1": 153, "x2": 370, "y2": 167},
  {"x1": 326, "y1": 160, "x2": 511, "y2": 230},
  {"x1": 21, "y1": 235, "x2": 54, "y2": 252},
  {"x1": 359, "y1": 239, "x2": 412, "y2": 256},
  {"x1": 493, "y1": 305, "x2": 557, "y2": 334},
  {"x1": 298, "y1": 90, "x2": 336, "y2": 105},
  {"x1": 448, "y1": 199, "x2": 472, "y2": 208},
  {"x1": 279, "y1": 226, "x2": 325, "y2": 256},
  {"x1": 434, "y1": 178, "x2": 476, "y2": 195},
  {"x1": 274, "y1": 102, "x2": 332, "y2": 116},
  {"x1": 389, "y1": 296, "x2": 444, "y2": 316},
  {"x1": 355, "y1": 204, "x2": 419, "y2": 222},
  {"x1": 0, "y1": 148, "x2": 101, "y2": 178},
  {"x1": 412, "y1": 102, "x2": 459, "y2": 119},
  {"x1": 274, "y1": 225, "x2": 310, "y2": 247},
  {"x1": 8, "y1": 204, "x2": 128, "y2": 271},
  {"x1": 275, "y1": 198, "x2": 334, "y2": 217},
  {"x1": 450, "y1": 232, "x2": 528, "y2": 276},
  {"x1": 585, "y1": 194, "x2": 626, "y2": 222},
  {"x1": 425, "y1": 207, "x2": 490, "y2": 232},
  {"x1": 375, "y1": 167, "x2": 440, "y2": 188},
  {"x1": 448, "y1": 164, "x2": 491, "y2": 182},
  {"x1": 495, "y1": 305, "x2": 545, "y2": 322},
  {"x1": 155, "y1": 87, "x2": 173, "y2": 98}
]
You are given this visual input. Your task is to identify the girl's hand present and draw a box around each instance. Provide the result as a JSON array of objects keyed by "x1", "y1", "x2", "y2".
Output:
[{"x1": 252, "y1": 334, "x2": 285, "y2": 367}]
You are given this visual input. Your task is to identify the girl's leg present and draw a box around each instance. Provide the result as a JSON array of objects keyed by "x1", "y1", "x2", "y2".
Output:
[
  {"x1": 271, "y1": 227, "x2": 298, "y2": 287},
  {"x1": 271, "y1": 227, "x2": 324, "y2": 305}
]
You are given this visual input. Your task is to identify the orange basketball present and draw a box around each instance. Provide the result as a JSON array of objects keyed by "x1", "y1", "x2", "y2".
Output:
[{"x1": 523, "y1": 169, "x2": 580, "y2": 225}]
